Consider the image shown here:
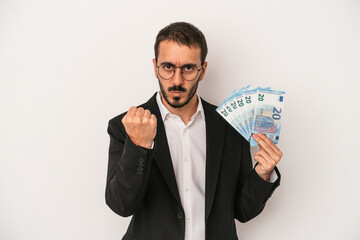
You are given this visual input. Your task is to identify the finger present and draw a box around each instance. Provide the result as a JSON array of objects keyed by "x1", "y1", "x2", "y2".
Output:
[
  {"x1": 144, "y1": 109, "x2": 151, "y2": 119},
  {"x1": 127, "y1": 106, "x2": 137, "y2": 116},
  {"x1": 254, "y1": 151, "x2": 262, "y2": 158},
  {"x1": 254, "y1": 155, "x2": 269, "y2": 169},
  {"x1": 141, "y1": 110, "x2": 151, "y2": 125},
  {"x1": 136, "y1": 107, "x2": 145, "y2": 117},
  {"x1": 252, "y1": 133, "x2": 277, "y2": 159},
  {"x1": 150, "y1": 114, "x2": 157, "y2": 125},
  {"x1": 257, "y1": 132, "x2": 283, "y2": 157},
  {"x1": 256, "y1": 149, "x2": 276, "y2": 166}
]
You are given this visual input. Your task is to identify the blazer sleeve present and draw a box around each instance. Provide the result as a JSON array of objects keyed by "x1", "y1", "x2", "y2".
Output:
[
  {"x1": 234, "y1": 136, "x2": 281, "y2": 223},
  {"x1": 105, "y1": 116, "x2": 155, "y2": 217}
]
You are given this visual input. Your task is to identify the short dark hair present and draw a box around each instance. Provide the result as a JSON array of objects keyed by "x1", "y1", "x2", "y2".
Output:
[{"x1": 154, "y1": 22, "x2": 208, "y2": 64}]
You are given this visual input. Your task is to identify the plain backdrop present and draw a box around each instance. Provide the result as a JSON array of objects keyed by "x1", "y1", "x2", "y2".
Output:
[{"x1": 1, "y1": 0, "x2": 359, "y2": 239}]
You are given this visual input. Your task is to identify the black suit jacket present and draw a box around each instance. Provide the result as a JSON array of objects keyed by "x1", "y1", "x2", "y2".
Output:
[{"x1": 105, "y1": 93, "x2": 280, "y2": 240}]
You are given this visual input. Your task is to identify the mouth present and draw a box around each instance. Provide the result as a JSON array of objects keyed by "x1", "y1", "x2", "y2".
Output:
[{"x1": 170, "y1": 91, "x2": 184, "y2": 95}]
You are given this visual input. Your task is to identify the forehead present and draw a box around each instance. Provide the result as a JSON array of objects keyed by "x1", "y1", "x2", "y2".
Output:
[{"x1": 157, "y1": 40, "x2": 201, "y2": 65}]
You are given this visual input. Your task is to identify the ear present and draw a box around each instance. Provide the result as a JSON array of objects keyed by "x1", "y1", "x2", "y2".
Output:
[
  {"x1": 152, "y1": 58, "x2": 158, "y2": 79},
  {"x1": 198, "y1": 61, "x2": 208, "y2": 82}
]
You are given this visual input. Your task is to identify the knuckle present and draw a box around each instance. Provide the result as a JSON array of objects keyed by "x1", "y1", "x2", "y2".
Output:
[
  {"x1": 270, "y1": 159, "x2": 276, "y2": 165},
  {"x1": 142, "y1": 118, "x2": 149, "y2": 124},
  {"x1": 123, "y1": 117, "x2": 130, "y2": 124}
]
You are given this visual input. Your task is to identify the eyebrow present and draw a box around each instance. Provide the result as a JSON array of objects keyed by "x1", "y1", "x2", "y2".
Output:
[{"x1": 159, "y1": 61, "x2": 198, "y2": 67}]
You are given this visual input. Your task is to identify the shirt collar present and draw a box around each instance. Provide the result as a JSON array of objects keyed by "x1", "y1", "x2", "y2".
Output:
[{"x1": 156, "y1": 91, "x2": 205, "y2": 122}]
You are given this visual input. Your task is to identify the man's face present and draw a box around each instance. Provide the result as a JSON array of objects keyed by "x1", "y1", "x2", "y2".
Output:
[{"x1": 153, "y1": 40, "x2": 207, "y2": 109}]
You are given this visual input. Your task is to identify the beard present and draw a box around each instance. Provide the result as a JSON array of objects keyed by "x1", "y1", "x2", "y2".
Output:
[{"x1": 158, "y1": 77, "x2": 200, "y2": 109}]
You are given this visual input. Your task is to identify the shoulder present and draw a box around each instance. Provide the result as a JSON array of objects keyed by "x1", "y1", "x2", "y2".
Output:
[{"x1": 200, "y1": 97, "x2": 218, "y2": 112}]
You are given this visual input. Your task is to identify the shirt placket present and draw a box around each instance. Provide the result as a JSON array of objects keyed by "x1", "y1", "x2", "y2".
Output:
[{"x1": 183, "y1": 125, "x2": 192, "y2": 240}]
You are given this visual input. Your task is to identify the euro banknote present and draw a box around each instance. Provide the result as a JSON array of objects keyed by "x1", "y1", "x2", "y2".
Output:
[{"x1": 216, "y1": 86, "x2": 285, "y2": 146}]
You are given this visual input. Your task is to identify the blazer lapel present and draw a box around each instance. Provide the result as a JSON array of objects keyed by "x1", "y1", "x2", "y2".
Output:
[
  {"x1": 202, "y1": 99, "x2": 226, "y2": 222},
  {"x1": 143, "y1": 93, "x2": 182, "y2": 207}
]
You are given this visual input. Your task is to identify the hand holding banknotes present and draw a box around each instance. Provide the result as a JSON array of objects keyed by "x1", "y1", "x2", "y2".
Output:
[
  {"x1": 252, "y1": 132, "x2": 283, "y2": 181},
  {"x1": 122, "y1": 106, "x2": 157, "y2": 149}
]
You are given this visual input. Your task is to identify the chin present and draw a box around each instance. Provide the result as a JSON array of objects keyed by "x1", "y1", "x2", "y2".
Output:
[
  {"x1": 170, "y1": 97, "x2": 185, "y2": 108},
  {"x1": 158, "y1": 78, "x2": 199, "y2": 109}
]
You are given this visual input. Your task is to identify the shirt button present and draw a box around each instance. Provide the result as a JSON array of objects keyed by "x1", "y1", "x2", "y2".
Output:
[
  {"x1": 184, "y1": 129, "x2": 188, "y2": 134},
  {"x1": 177, "y1": 212, "x2": 184, "y2": 219},
  {"x1": 184, "y1": 157, "x2": 189, "y2": 162},
  {"x1": 185, "y1": 188, "x2": 189, "y2": 192},
  {"x1": 186, "y1": 217, "x2": 190, "y2": 221}
]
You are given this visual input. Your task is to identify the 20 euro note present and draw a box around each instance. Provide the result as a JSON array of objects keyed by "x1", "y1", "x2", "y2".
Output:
[
  {"x1": 217, "y1": 87, "x2": 251, "y2": 140},
  {"x1": 236, "y1": 87, "x2": 271, "y2": 140},
  {"x1": 250, "y1": 89, "x2": 286, "y2": 146},
  {"x1": 226, "y1": 90, "x2": 253, "y2": 139}
]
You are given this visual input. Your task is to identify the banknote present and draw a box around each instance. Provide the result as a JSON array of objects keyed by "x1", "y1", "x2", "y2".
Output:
[
  {"x1": 249, "y1": 89, "x2": 285, "y2": 146},
  {"x1": 217, "y1": 86, "x2": 250, "y2": 138},
  {"x1": 216, "y1": 86, "x2": 285, "y2": 146}
]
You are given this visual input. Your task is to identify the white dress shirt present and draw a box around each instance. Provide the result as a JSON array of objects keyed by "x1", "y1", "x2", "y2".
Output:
[
  {"x1": 156, "y1": 92, "x2": 206, "y2": 240},
  {"x1": 155, "y1": 92, "x2": 277, "y2": 240}
]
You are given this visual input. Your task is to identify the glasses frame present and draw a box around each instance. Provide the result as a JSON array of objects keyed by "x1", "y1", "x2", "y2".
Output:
[{"x1": 155, "y1": 60, "x2": 203, "y2": 81}]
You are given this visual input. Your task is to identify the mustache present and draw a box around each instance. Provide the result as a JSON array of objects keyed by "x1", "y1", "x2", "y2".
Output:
[{"x1": 168, "y1": 85, "x2": 186, "y2": 92}]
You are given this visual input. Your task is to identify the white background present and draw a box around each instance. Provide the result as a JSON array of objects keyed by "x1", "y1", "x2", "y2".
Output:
[{"x1": 1, "y1": 0, "x2": 359, "y2": 239}]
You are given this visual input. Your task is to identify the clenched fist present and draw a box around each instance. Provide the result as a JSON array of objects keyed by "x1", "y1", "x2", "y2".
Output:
[{"x1": 121, "y1": 107, "x2": 157, "y2": 149}]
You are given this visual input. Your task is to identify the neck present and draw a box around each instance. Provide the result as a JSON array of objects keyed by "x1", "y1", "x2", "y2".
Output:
[{"x1": 160, "y1": 92, "x2": 199, "y2": 125}]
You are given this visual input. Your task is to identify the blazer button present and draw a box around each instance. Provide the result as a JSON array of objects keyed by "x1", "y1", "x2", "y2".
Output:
[
  {"x1": 138, "y1": 158, "x2": 145, "y2": 164},
  {"x1": 177, "y1": 212, "x2": 184, "y2": 219}
]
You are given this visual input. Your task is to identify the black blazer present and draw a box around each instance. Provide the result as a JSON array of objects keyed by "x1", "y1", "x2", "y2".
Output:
[{"x1": 105, "y1": 93, "x2": 280, "y2": 240}]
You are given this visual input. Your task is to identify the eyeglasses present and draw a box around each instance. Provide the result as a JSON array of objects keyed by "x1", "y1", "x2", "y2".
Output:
[{"x1": 156, "y1": 62, "x2": 202, "y2": 81}]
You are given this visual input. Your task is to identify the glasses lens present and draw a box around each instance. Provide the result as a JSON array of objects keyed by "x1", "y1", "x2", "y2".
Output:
[
  {"x1": 158, "y1": 63, "x2": 200, "y2": 81},
  {"x1": 182, "y1": 65, "x2": 198, "y2": 81},
  {"x1": 159, "y1": 63, "x2": 174, "y2": 80}
]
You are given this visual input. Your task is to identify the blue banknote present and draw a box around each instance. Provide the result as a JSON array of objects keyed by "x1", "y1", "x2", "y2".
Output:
[{"x1": 217, "y1": 86, "x2": 285, "y2": 146}]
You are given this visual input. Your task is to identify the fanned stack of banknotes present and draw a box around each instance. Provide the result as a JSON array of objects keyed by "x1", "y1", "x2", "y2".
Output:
[{"x1": 216, "y1": 85, "x2": 286, "y2": 146}]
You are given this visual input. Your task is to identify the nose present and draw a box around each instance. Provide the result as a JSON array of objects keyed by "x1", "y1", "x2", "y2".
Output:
[{"x1": 171, "y1": 67, "x2": 184, "y2": 85}]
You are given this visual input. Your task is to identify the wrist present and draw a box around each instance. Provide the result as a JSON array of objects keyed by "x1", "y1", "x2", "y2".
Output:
[
  {"x1": 129, "y1": 136, "x2": 152, "y2": 149},
  {"x1": 141, "y1": 142, "x2": 152, "y2": 149}
]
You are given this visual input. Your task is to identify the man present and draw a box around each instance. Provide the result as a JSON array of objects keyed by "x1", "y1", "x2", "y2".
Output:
[{"x1": 105, "y1": 22, "x2": 282, "y2": 240}]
